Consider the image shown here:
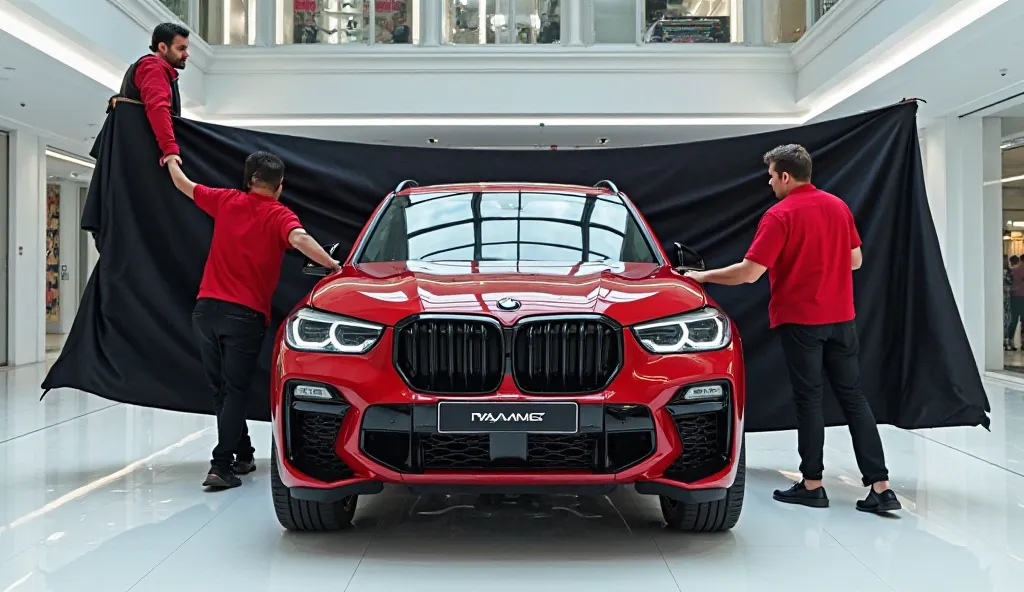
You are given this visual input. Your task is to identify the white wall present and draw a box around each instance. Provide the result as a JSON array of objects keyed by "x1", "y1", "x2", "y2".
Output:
[
  {"x1": 920, "y1": 116, "x2": 1004, "y2": 372},
  {"x1": 7, "y1": 130, "x2": 46, "y2": 366}
]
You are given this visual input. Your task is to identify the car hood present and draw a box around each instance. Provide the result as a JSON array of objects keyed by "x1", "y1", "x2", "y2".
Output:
[{"x1": 307, "y1": 261, "x2": 706, "y2": 327}]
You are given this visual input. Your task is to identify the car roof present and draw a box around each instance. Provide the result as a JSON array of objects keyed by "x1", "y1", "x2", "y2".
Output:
[{"x1": 397, "y1": 182, "x2": 618, "y2": 197}]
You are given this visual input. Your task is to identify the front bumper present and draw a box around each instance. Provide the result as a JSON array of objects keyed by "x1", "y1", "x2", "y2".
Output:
[{"x1": 270, "y1": 324, "x2": 745, "y2": 499}]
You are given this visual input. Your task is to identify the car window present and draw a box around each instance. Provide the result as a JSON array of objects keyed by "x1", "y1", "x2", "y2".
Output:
[{"x1": 358, "y1": 190, "x2": 658, "y2": 264}]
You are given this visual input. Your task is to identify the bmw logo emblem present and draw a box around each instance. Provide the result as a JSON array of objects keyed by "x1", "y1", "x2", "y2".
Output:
[{"x1": 497, "y1": 298, "x2": 521, "y2": 311}]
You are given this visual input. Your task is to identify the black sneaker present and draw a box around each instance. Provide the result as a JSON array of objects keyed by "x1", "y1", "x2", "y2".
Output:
[
  {"x1": 856, "y1": 488, "x2": 902, "y2": 513},
  {"x1": 773, "y1": 481, "x2": 829, "y2": 508},
  {"x1": 231, "y1": 457, "x2": 256, "y2": 475},
  {"x1": 203, "y1": 465, "x2": 242, "y2": 489}
]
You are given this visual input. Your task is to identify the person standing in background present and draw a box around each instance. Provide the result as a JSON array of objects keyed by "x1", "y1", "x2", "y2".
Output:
[
  {"x1": 685, "y1": 144, "x2": 901, "y2": 514},
  {"x1": 115, "y1": 23, "x2": 190, "y2": 166},
  {"x1": 1007, "y1": 256, "x2": 1024, "y2": 351},
  {"x1": 163, "y1": 151, "x2": 341, "y2": 489}
]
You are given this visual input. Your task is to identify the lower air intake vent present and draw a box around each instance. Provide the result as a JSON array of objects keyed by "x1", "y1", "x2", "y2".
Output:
[{"x1": 289, "y1": 407, "x2": 354, "y2": 482}]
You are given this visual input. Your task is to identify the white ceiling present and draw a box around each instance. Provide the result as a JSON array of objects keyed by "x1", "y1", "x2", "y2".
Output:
[
  {"x1": 45, "y1": 155, "x2": 93, "y2": 184},
  {"x1": 0, "y1": 32, "x2": 107, "y2": 157}
]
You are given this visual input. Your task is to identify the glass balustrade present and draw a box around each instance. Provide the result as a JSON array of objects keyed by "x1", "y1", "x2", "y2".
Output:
[
  {"x1": 151, "y1": 0, "x2": 841, "y2": 48},
  {"x1": 158, "y1": 0, "x2": 253, "y2": 45},
  {"x1": 443, "y1": 0, "x2": 561, "y2": 45}
]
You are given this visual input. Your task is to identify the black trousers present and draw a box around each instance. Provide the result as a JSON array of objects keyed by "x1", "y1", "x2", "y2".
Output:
[
  {"x1": 776, "y1": 321, "x2": 889, "y2": 486},
  {"x1": 1007, "y1": 296, "x2": 1024, "y2": 341},
  {"x1": 191, "y1": 298, "x2": 266, "y2": 470}
]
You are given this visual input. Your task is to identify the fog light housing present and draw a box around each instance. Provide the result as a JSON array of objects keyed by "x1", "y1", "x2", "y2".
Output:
[
  {"x1": 293, "y1": 384, "x2": 334, "y2": 401},
  {"x1": 682, "y1": 384, "x2": 724, "y2": 401}
]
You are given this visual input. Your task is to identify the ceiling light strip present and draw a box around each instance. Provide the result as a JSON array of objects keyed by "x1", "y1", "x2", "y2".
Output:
[
  {"x1": 45, "y1": 149, "x2": 96, "y2": 169},
  {"x1": 984, "y1": 174, "x2": 1024, "y2": 187}
]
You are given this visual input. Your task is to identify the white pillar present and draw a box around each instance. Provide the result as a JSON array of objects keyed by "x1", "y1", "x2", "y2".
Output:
[
  {"x1": 255, "y1": 0, "x2": 276, "y2": 46},
  {"x1": 564, "y1": 0, "x2": 583, "y2": 46},
  {"x1": 743, "y1": 0, "x2": 764, "y2": 45},
  {"x1": 423, "y1": 0, "x2": 442, "y2": 46},
  {"x1": 7, "y1": 131, "x2": 46, "y2": 366},
  {"x1": 920, "y1": 116, "x2": 1004, "y2": 372}
]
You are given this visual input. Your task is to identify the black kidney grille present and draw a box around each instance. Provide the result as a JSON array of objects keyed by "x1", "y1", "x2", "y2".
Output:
[
  {"x1": 395, "y1": 319, "x2": 504, "y2": 394},
  {"x1": 664, "y1": 411, "x2": 729, "y2": 482},
  {"x1": 290, "y1": 408, "x2": 354, "y2": 483},
  {"x1": 513, "y1": 319, "x2": 621, "y2": 393},
  {"x1": 419, "y1": 434, "x2": 597, "y2": 470}
]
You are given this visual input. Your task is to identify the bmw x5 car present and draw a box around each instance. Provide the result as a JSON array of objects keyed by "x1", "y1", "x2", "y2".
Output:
[{"x1": 270, "y1": 181, "x2": 746, "y2": 532}]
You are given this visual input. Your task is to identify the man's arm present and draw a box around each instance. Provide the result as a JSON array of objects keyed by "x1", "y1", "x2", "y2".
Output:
[
  {"x1": 688, "y1": 259, "x2": 767, "y2": 286},
  {"x1": 288, "y1": 228, "x2": 341, "y2": 272},
  {"x1": 851, "y1": 246, "x2": 863, "y2": 270},
  {"x1": 135, "y1": 59, "x2": 180, "y2": 163},
  {"x1": 165, "y1": 158, "x2": 195, "y2": 199}
]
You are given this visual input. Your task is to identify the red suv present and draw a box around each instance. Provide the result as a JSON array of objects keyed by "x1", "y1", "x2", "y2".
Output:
[{"x1": 269, "y1": 181, "x2": 746, "y2": 532}]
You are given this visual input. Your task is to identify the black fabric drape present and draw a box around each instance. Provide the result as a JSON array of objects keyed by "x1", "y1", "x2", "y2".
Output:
[{"x1": 49, "y1": 101, "x2": 991, "y2": 432}]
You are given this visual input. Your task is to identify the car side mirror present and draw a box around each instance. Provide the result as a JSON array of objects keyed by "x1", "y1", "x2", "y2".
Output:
[
  {"x1": 302, "y1": 243, "x2": 340, "y2": 277},
  {"x1": 672, "y1": 242, "x2": 705, "y2": 271}
]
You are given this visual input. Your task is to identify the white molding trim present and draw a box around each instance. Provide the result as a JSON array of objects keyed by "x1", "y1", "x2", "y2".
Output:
[
  {"x1": 984, "y1": 370, "x2": 1024, "y2": 388},
  {"x1": 106, "y1": 0, "x2": 214, "y2": 71},
  {"x1": 790, "y1": 0, "x2": 885, "y2": 70},
  {"x1": 207, "y1": 45, "x2": 793, "y2": 75}
]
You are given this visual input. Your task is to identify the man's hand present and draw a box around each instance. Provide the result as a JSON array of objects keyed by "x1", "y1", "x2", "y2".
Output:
[
  {"x1": 161, "y1": 154, "x2": 182, "y2": 168},
  {"x1": 685, "y1": 271, "x2": 707, "y2": 283}
]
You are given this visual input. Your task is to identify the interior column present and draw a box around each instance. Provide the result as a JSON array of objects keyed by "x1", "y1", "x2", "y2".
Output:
[
  {"x1": 7, "y1": 131, "x2": 46, "y2": 366},
  {"x1": 920, "y1": 116, "x2": 1003, "y2": 373}
]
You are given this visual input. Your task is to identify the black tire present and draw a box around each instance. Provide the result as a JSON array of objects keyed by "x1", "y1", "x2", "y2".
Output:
[
  {"x1": 660, "y1": 439, "x2": 745, "y2": 533},
  {"x1": 270, "y1": 444, "x2": 357, "y2": 532}
]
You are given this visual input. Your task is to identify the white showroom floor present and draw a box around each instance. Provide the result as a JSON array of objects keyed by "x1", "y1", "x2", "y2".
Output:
[{"x1": 1, "y1": 362, "x2": 1023, "y2": 591}]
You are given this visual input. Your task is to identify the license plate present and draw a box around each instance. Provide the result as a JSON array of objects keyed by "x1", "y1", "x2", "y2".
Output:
[{"x1": 437, "y1": 402, "x2": 579, "y2": 434}]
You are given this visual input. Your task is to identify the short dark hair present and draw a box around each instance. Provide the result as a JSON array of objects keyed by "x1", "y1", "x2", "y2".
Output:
[
  {"x1": 1013, "y1": 255, "x2": 1021, "y2": 266},
  {"x1": 244, "y1": 151, "x2": 285, "y2": 191},
  {"x1": 150, "y1": 23, "x2": 190, "y2": 52},
  {"x1": 763, "y1": 144, "x2": 813, "y2": 182}
]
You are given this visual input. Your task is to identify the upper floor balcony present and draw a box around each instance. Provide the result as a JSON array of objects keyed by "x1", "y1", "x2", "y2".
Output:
[{"x1": 151, "y1": 0, "x2": 842, "y2": 49}]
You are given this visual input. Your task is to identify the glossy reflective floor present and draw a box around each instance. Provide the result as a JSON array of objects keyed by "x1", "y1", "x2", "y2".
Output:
[{"x1": 2, "y1": 362, "x2": 1023, "y2": 591}]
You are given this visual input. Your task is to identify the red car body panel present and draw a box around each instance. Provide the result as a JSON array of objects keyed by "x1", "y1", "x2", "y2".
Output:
[{"x1": 270, "y1": 182, "x2": 746, "y2": 499}]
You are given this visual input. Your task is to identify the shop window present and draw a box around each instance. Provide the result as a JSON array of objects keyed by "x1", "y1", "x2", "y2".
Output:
[
  {"x1": 278, "y1": 1, "x2": 417, "y2": 45},
  {"x1": 444, "y1": 0, "x2": 561, "y2": 45},
  {"x1": 643, "y1": 0, "x2": 735, "y2": 44},
  {"x1": 157, "y1": 1, "x2": 254, "y2": 45},
  {"x1": 584, "y1": 0, "x2": 638, "y2": 44}
]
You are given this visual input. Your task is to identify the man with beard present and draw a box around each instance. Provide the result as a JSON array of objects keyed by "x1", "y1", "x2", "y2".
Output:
[
  {"x1": 116, "y1": 23, "x2": 190, "y2": 166},
  {"x1": 685, "y1": 144, "x2": 900, "y2": 515}
]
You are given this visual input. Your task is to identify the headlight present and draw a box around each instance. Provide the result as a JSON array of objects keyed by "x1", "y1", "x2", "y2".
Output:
[
  {"x1": 632, "y1": 308, "x2": 731, "y2": 354},
  {"x1": 285, "y1": 308, "x2": 383, "y2": 354}
]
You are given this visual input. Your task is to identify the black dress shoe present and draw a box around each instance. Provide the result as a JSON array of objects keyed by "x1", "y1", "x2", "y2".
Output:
[
  {"x1": 856, "y1": 488, "x2": 902, "y2": 513},
  {"x1": 231, "y1": 457, "x2": 256, "y2": 475},
  {"x1": 203, "y1": 466, "x2": 242, "y2": 489},
  {"x1": 773, "y1": 481, "x2": 829, "y2": 508}
]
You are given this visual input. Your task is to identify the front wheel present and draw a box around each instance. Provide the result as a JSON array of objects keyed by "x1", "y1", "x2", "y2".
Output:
[
  {"x1": 661, "y1": 439, "x2": 745, "y2": 532},
  {"x1": 270, "y1": 443, "x2": 357, "y2": 532}
]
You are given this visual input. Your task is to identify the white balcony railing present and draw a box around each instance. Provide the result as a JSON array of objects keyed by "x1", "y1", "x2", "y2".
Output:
[{"x1": 150, "y1": 0, "x2": 844, "y2": 48}]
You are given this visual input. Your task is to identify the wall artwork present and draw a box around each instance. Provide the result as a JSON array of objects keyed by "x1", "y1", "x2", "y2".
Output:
[{"x1": 46, "y1": 184, "x2": 61, "y2": 324}]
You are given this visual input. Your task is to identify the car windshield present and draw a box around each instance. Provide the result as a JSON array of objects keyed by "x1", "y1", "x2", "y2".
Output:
[{"x1": 357, "y1": 190, "x2": 659, "y2": 264}]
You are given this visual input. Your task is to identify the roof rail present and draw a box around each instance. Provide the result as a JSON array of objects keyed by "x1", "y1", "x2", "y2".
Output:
[
  {"x1": 594, "y1": 180, "x2": 620, "y2": 194},
  {"x1": 394, "y1": 179, "x2": 419, "y2": 193}
]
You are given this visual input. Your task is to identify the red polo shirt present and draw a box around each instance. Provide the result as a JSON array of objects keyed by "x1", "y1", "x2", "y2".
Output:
[
  {"x1": 134, "y1": 55, "x2": 179, "y2": 158},
  {"x1": 193, "y1": 185, "x2": 303, "y2": 321},
  {"x1": 744, "y1": 184, "x2": 861, "y2": 329}
]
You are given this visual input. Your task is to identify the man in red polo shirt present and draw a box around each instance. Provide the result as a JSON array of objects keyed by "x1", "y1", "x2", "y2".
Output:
[
  {"x1": 687, "y1": 144, "x2": 900, "y2": 514},
  {"x1": 117, "y1": 23, "x2": 190, "y2": 165},
  {"x1": 164, "y1": 151, "x2": 340, "y2": 489}
]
